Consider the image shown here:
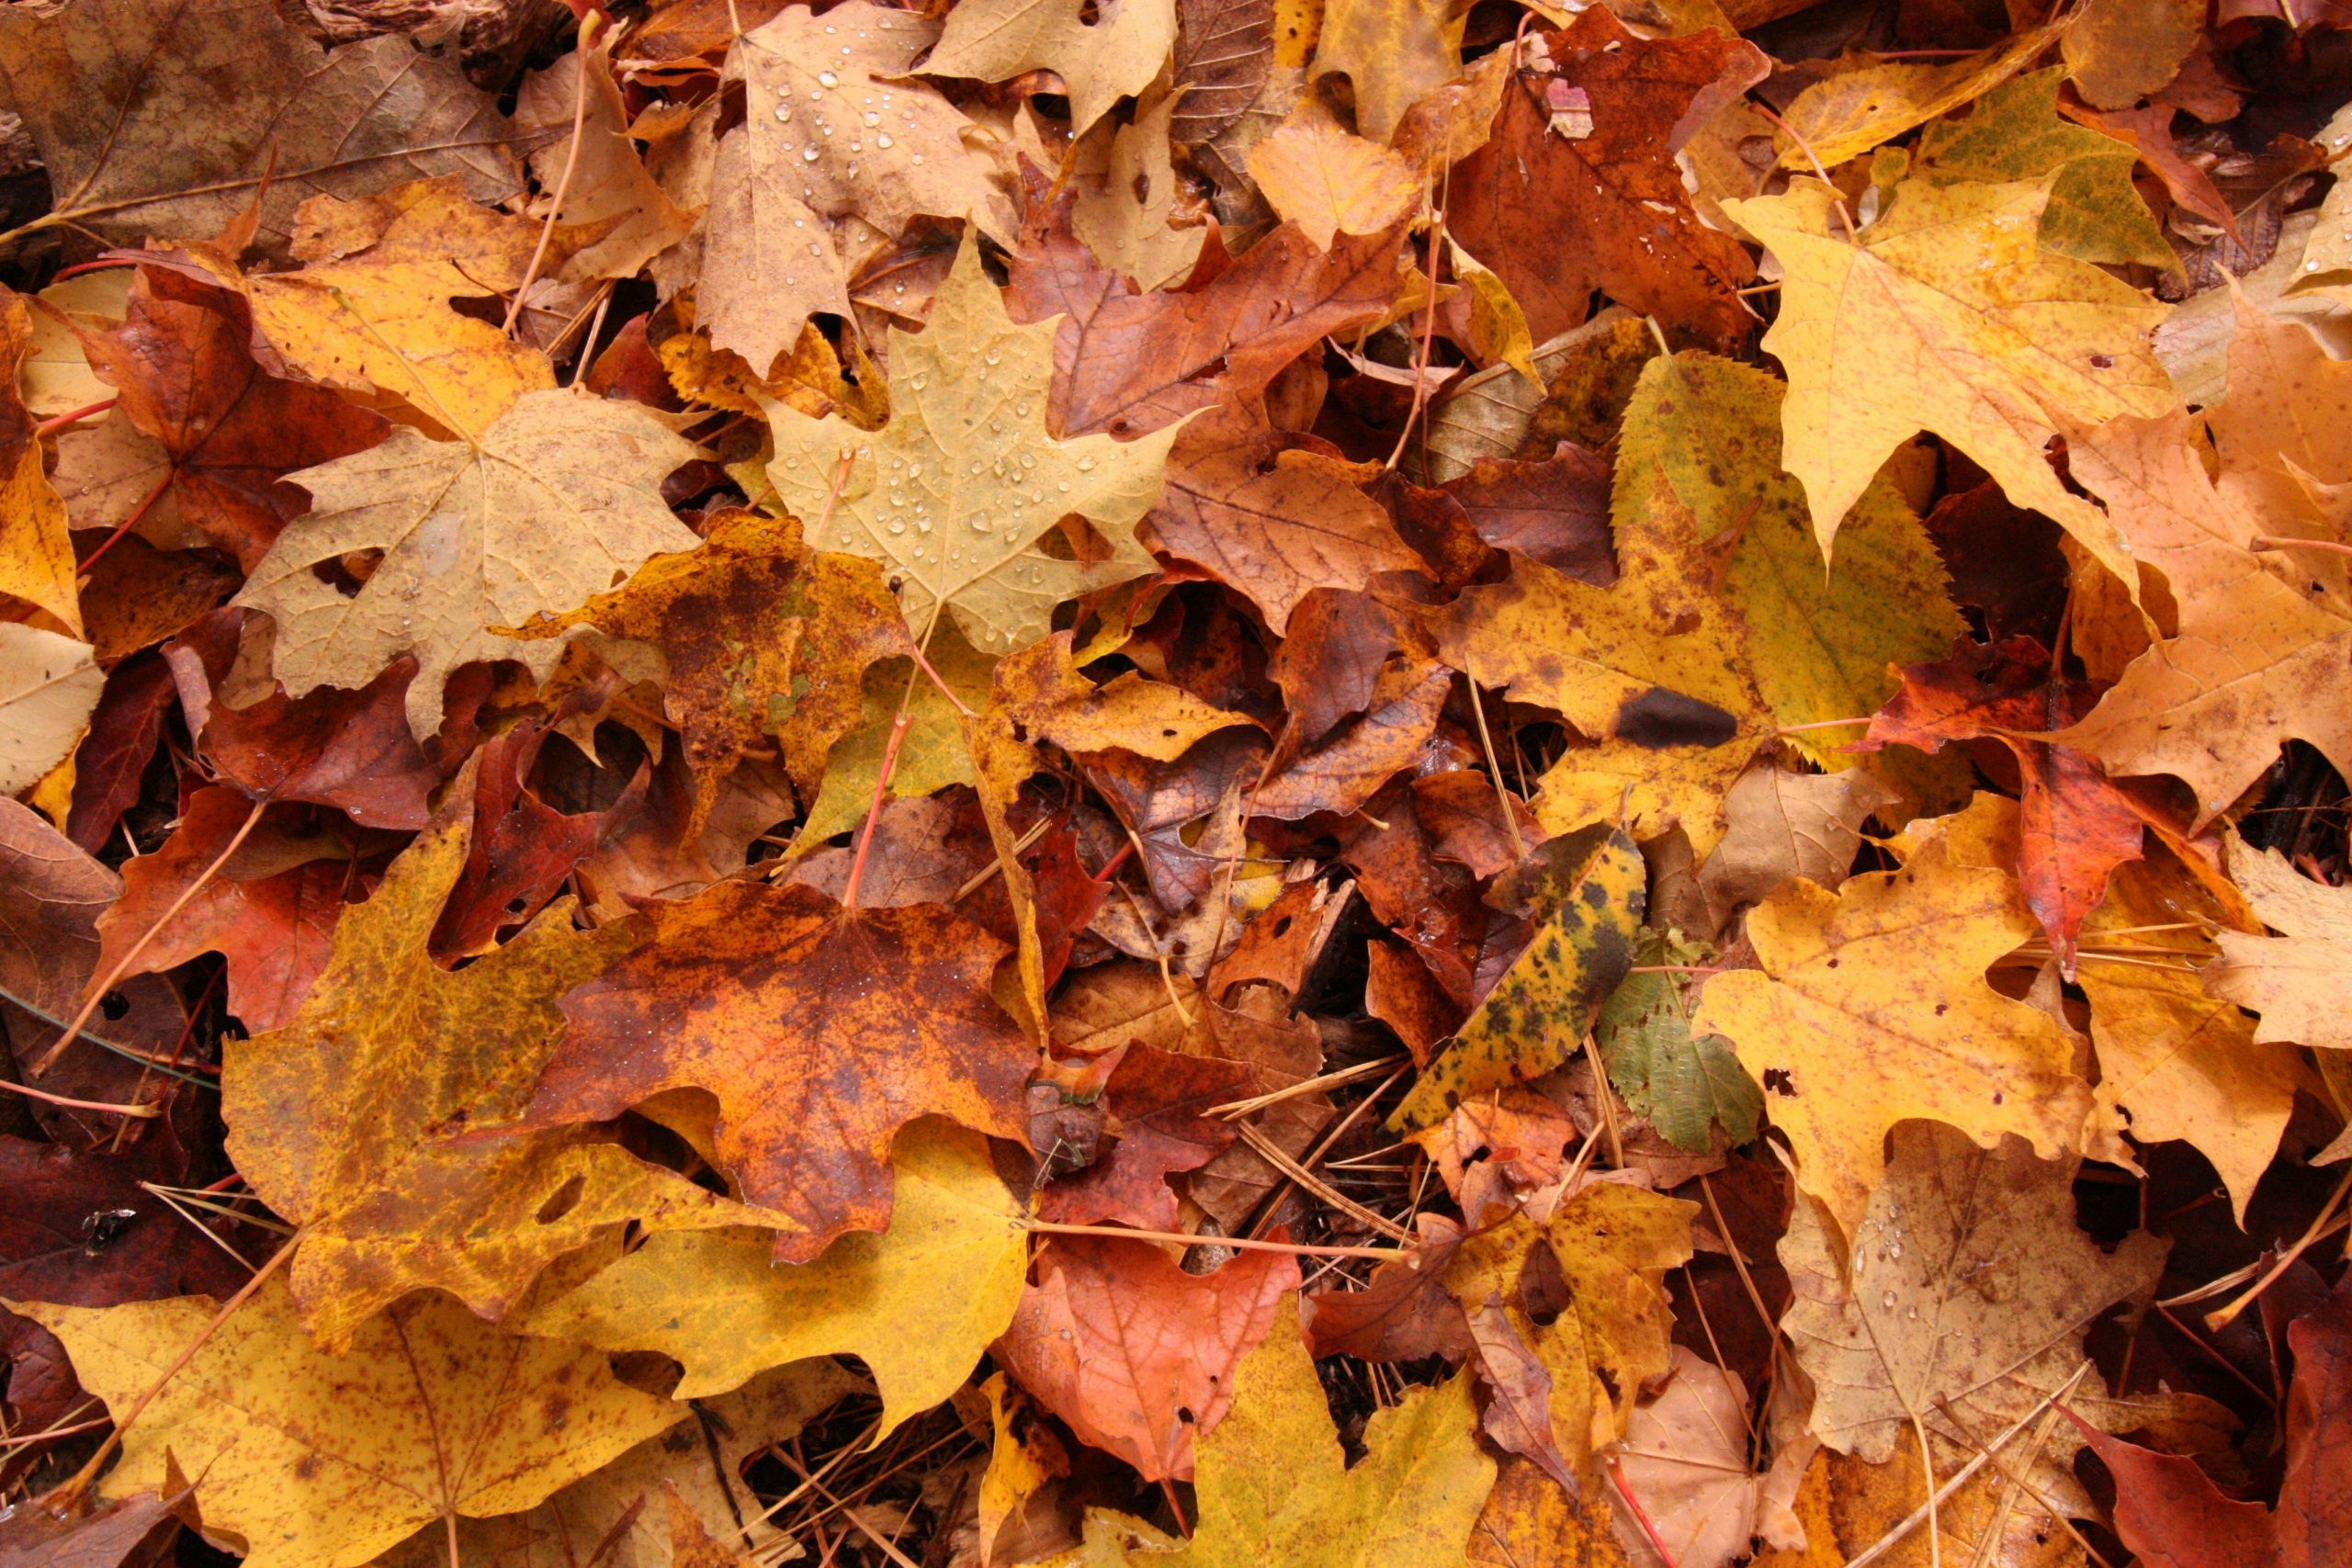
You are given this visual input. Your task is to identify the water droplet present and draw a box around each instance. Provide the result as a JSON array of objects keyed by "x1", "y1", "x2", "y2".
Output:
[
  {"x1": 1880, "y1": 1290, "x2": 1896, "y2": 1310},
  {"x1": 802, "y1": 145, "x2": 820, "y2": 162},
  {"x1": 864, "y1": 111, "x2": 881, "y2": 127},
  {"x1": 984, "y1": 348, "x2": 1001, "y2": 365},
  {"x1": 888, "y1": 518, "x2": 905, "y2": 535},
  {"x1": 973, "y1": 511, "x2": 991, "y2": 533},
  {"x1": 876, "y1": 133, "x2": 894, "y2": 149},
  {"x1": 910, "y1": 154, "x2": 924, "y2": 166},
  {"x1": 1056, "y1": 480, "x2": 1069, "y2": 493},
  {"x1": 1077, "y1": 457, "x2": 1096, "y2": 472},
  {"x1": 775, "y1": 106, "x2": 792, "y2": 121}
]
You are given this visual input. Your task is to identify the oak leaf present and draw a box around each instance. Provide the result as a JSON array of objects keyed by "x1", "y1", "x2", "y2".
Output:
[
  {"x1": 523, "y1": 1121, "x2": 1027, "y2": 1438},
  {"x1": 1691, "y1": 795, "x2": 2093, "y2": 1237},
  {"x1": 15, "y1": 1279, "x2": 680, "y2": 1568},
  {"x1": 1446, "y1": 12, "x2": 1766, "y2": 344},
  {"x1": 519, "y1": 878, "x2": 1034, "y2": 1259},
  {"x1": 1391, "y1": 826, "x2": 1645, "y2": 1130},
  {"x1": 993, "y1": 1235, "x2": 1299, "y2": 1482},
  {"x1": 234, "y1": 388, "x2": 703, "y2": 740},
  {"x1": 924, "y1": 0, "x2": 1177, "y2": 133},
  {"x1": 1044, "y1": 1297, "x2": 1495, "y2": 1566},
  {"x1": 2205, "y1": 835, "x2": 2352, "y2": 1051},
  {"x1": 1169, "y1": 0, "x2": 1275, "y2": 145},
  {"x1": 766, "y1": 237, "x2": 1180, "y2": 654},
  {"x1": 1723, "y1": 176, "x2": 2175, "y2": 590},
  {"x1": 0, "y1": 0, "x2": 522, "y2": 254}
]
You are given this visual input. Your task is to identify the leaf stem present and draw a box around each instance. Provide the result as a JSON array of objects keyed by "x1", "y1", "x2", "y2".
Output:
[
  {"x1": 34, "y1": 397, "x2": 117, "y2": 439},
  {"x1": 2252, "y1": 534, "x2": 2352, "y2": 559},
  {"x1": 37, "y1": 795, "x2": 267, "y2": 1077},
  {"x1": 51, "y1": 1221, "x2": 309, "y2": 1508},
  {"x1": 504, "y1": 12, "x2": 602, "y2": 338}
]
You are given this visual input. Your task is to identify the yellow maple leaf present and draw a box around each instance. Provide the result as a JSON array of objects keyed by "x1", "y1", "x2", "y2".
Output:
[
  {"x1": 1030, "y1": 1297, "x2": 1495, "y2": 1567},
  {"x1": 520, "y1": 1120, "x2": 1028, "y2": 1439},
  {"x1": 1723, "y1": 176, "x2": 2173, "y2": 592},
  {"x1": 2205, "y1": 834, "x2": 2352, "y2": 1052},
  {"x1": 1692, "y1": 795, "x2": 2093, "y2": 1238},
  {"x1": 14, "y1": 1279, "x2": 680, "y2": 1568},
  {"x1": 223, "y1": 792, "x2": 777, "y2": 1351},
  {"x1": 235, "y1": 387, "x2": 702, "y2": 740},
  {"x1": 765, "y1": 237, "x2": 1182, "y2": 655},
  {"x1": 923, "y1": 0, "x2": 1176, "y2": 133}
]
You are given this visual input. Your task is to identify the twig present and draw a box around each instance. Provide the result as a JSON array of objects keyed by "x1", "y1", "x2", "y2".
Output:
[
  {"x1": 51, "y1": 1222, "x2": 309, "y2": 1506},
  {"x1": 1462, "y1": 655, "x2": 1526, "y2": 865},
  {"x1": 37, "y1": 796, "x2": 266, "y2": 1077},
  {"x1": 1023, "y1": 1219, "x2": 1402, "y2": 1259},
  {"x1": 34, "y1": 396, "x2": 116, "y2": 438},
  {"x1": 504, "y1": 13, "x2": 602, "y2": 337}
]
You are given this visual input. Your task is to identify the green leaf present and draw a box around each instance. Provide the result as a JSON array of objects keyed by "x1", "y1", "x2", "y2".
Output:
[{"x1": 1597, "y1": 928, "x2": 1761, "y2": 1153}]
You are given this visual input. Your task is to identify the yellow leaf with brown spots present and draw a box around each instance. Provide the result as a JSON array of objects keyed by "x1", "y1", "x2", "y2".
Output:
[
  {"x1": 1391, "y1": 825, "x2": 1645, "y2": 1131},
  {"x1": 223, "y1": 788, "x2": 776, "y2": 1350},
  {"x1": 14, "y1": 1278, "x2": 681, "y2": 1568}
]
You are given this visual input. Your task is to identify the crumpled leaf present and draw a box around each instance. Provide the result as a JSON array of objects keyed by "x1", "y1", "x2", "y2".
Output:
[
  {"x1": 522, "y1": 1120, "x2": 1026, "y2": 1438},
  {"x1": 16, "y1": 1279, "x2": 681, "y2": 1568},
  {"x1": 222, "y1": 789, "x2": 770, "y2": 1349},
  {"x1": 0, "y1": 0, "x2": 522, "y2": 253},
  {"x1": 767, "y1": 237, "x2": 1180, "y2": 653},
  {"x1": 234, "y1": 388, "x2": 702, "y2": 739},
  {"x1": 518, "y1": 878, "x2": 1034, "y2": 1261},
  {"x1": 1692, "y1": 795, "x2": 2093, "y2": 1237},
  {"x1": 1724, "y1": 176, "x2": 2174, "y2": 591}
]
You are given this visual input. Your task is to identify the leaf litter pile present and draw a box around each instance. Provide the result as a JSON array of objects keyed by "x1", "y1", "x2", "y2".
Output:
[{"x1": 6, "y1": 0, "x2": 2352, "y2": 1563}]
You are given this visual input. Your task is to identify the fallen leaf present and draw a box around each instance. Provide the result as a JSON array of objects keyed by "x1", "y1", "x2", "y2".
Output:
[
  {"x1": 519, "y1": 878, "x2": 1034, "y2": 1260},
  {"x1": 0, "y1": 622, "x2": 103, "y2": 796},
  {"x1": 1308, "y1": 0, "x2": 1464, "y2": 143},
  {"x1": 222, "y1": 790, "x2": 767, "y2": 1349},
  {"x1": 234, "y1": 388, "x2": 703, "y2": 739},
  {"x1": 1049, "y1": 1295, "x2": 1496, "y2": 1564},
  {"x1": 1724, "y1": 176, "x2": 2174, "y2": 591},
  {"x1": 1692, "y1": 795, "x2": 2093, "y2": 1237},
  {"x1": 927, "y1": 0, "x2": 1175, "y2": 134},
  {"x1": 767, "y1": 236, "x2": 1180, "y2": 653},
  {"x1": 1774, "y1": 28, "x2": 2055, "y2": 170},
  {"x1": 1695, "y1": 762, "x2": 1896, "y2": 934},
  {"x1": 523, "y1": 1120, "x2": 1027, "y2": 1438},
  {"x1": 2205, "y1": 834, "x2": 2352, "y2": 1050},
  {"x1": 1170, "y1": 0, "x2": 1275, "y2": 146},
  {"x1": 1777, "y1": 1119, "x2": 2165, "y2": 1510},
  {"x1": 1392, "y1": 825, "x2": 1645, "y2": 1130},
  {"x1": 701, "y1": 2, "x2": 1015, "y2": 378},
  {"x1": 1447, "y1": 13, "x2": 1766, "y2": 344},
  {"x1": 994, "y1": 1235, "x2": 1298, "y2": 1482},
  {"x1": 0, "y1": 0, "x2": 522, "y2": 252},
  {"x1": 1611, "y1": 1348, "x2": 1765, "y2": 1568},
  {"x1": 2064, "y1": 0, "x2": 2202, "y2": 111},
  {"x1": 17, "y1": 1278, "x2": 681, "y2": 1568},
  {"x1": 1247, "y1": 110, "x2": 1420, "y2": 251},
  {"x1": 0, "y1": 288, "x2": 76, "y2": 633},
  {"x1": 1597, "y1": 928, "x2": 1760, "y2": 1155}
]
